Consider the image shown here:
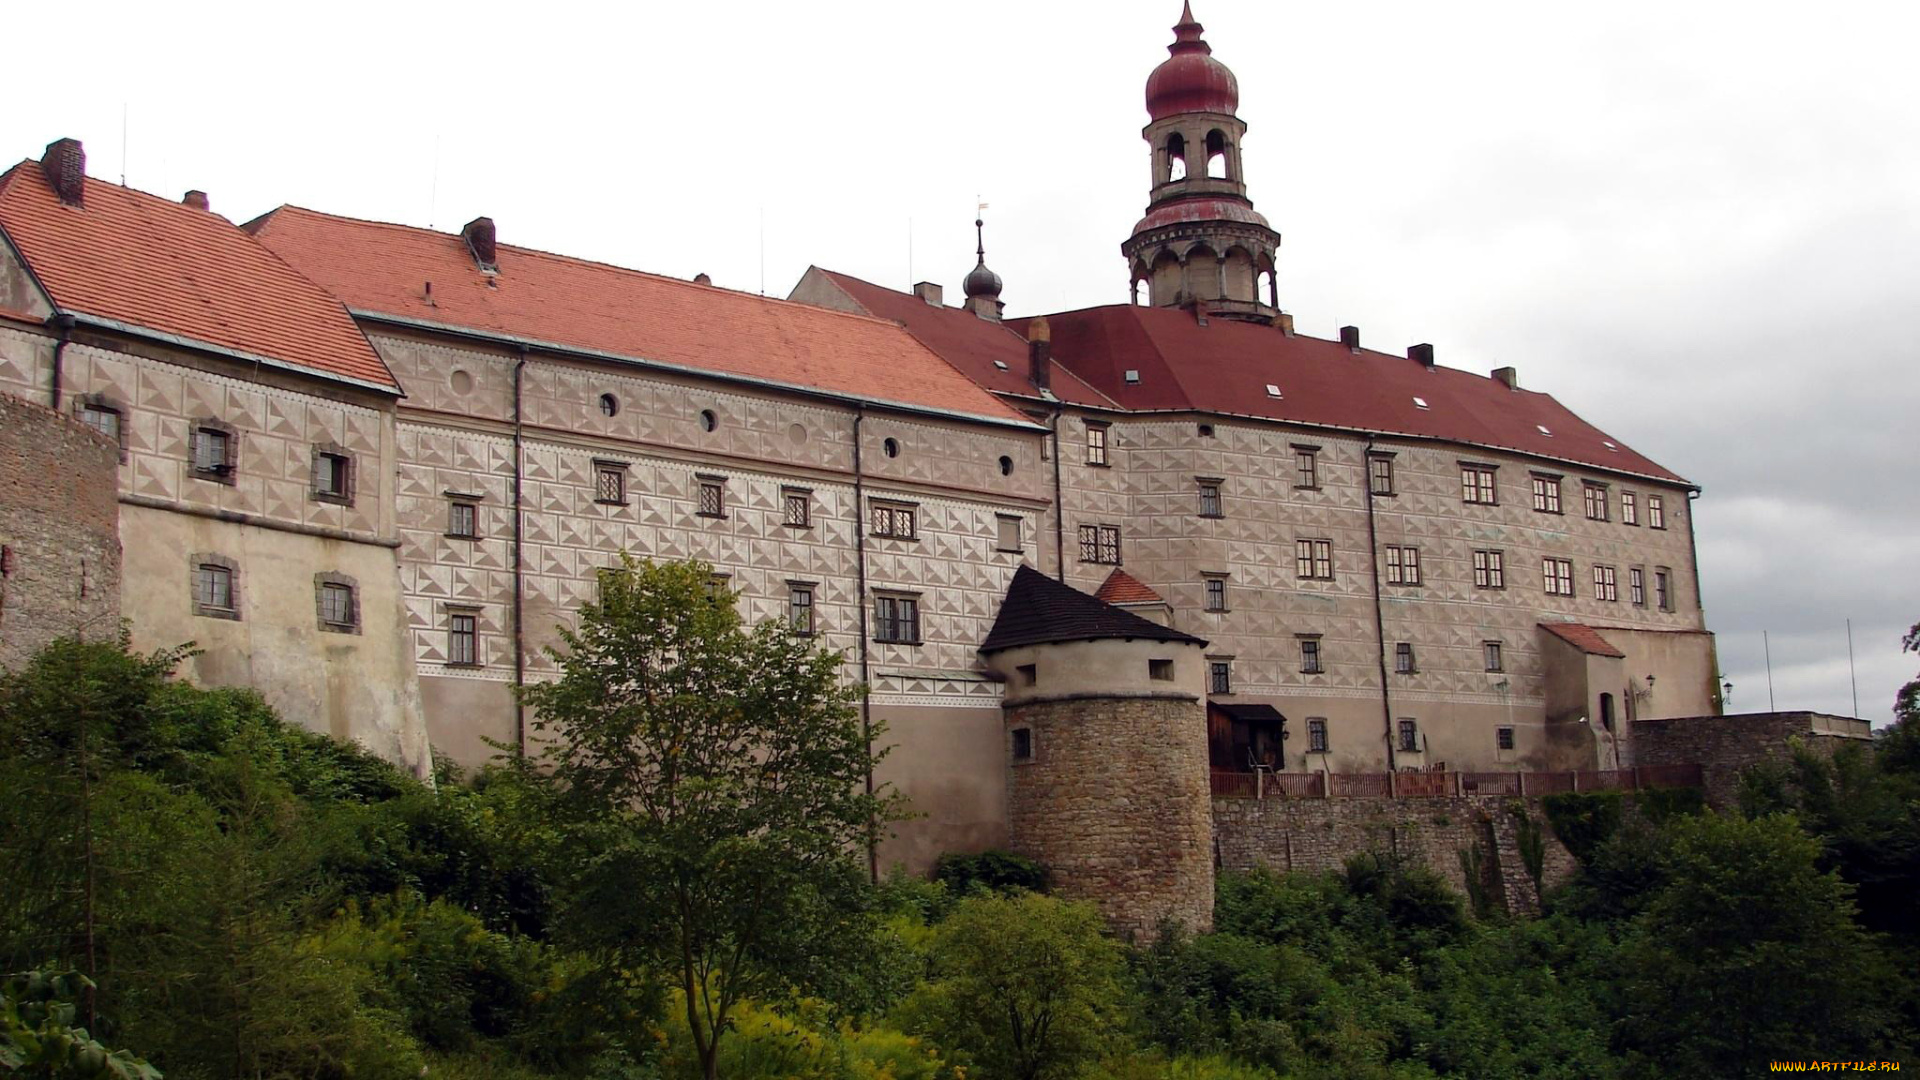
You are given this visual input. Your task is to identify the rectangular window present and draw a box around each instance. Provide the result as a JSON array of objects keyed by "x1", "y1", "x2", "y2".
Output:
[
  {"x1": 871, "y1": 501, "x2": 917, "y2": 539},
  {"x1": 594, "y1": 461, "x2": 627, "y2": 504},
  {"x1": 319, "y1": 582, "x2": 355, "y2": 630},
  {"x1": 1484, "y1": 640, "x2": 1504, "y2": 672},
  {"x1": 1086, "y1": 422, "x2": 1109, "y2": 467},
  {"x1": 1148, "y1": 658, "x2": 1174, "y2": 681},
  {"x1": 1384, "y1": 545, "x2": 1421, "y2": 586},
  {"x1": 1016, "y1": 663, "x2": 1037, "y2": 687},
  {"x1": 1473, "y1": 549, "x2": 1505, "y2": 589},
  {"x1": 1630, "y1": 567, "x2": 1646, "y2": 606},
  {"x1": 1532, "y1": 474, "x2": 1563, "y2": 514},
  {"x1": 996, "y1": 514, "x2": 1023, "y2": 552},
  {"x1": 1461, "y1": 464, "x2": 1497, "y2": 504},
  {"x1": 1368, "y1": 453, "x2": 1395, "y2": 496},
  {"x1": 448, "y1": 612, "x2": 479, "y2": 666},
  {"x1": 1294, "y1": 446, "x2": 1319, "y2": 489},
  {"x1": 1299, "y1": 637, "x2": 1323, "y2": 674},
  {"x1": 782, "y1": 487, "x2": 812, "y2": 528},
  {"x1": 447, "y1": 499, "x2": 478, "y2": 538},
  {"x1": 697, "y1": 476, "x2": 726, "y2": 518},
  {"x1": 1296, "y1": 538, "x2": 1333, "y2": 580},
  {"x1": 1648, "y1": 494, "x2": 1666, "y2": 529},
  {"x1": 1655, "y1": 568, "x2": 1673, "y2": 611},
  {"x1": 1543, "y1": 557, "x2": 1574, "y2": 596},
  {"x1": 191, "y1": 426, "x2": 232, "y2": 476},
  {"x1": 1398, "y1": 719, "x2": 1420, "y2": 753},
  {"x1": 1197, "y1": 479, "x2": 1223, "y2": 518},
  {"x1": 1078, "y1": 524, "x2": 1121, "y2": 564},
  {"x1": 1584, "y1": 482, "x2": 1610, "y2": 521},
  {"x1": 81, "y1": 404, "x2": 121, "y2": 443},
  {"x1": 194, "y1": 563, "x2": 233, "y2": 612},
  {"x1": 1011, "y1": 727, "x2": 1033, "y2": 760},
  {"x1": 1621, "y1": 491, "x2": 1638, "y2": 525},
  {"x1": 1395, "y1": 642, "x2": 1417, "y2": 674},
  {"x1": 873, "y1": 594, "x2": 920, "y2": 644},
  {"x1": 1204, "y1": 576, "x2": 1227, "y2": 612},
  {"x1": 703, "y1": 575, "x2": 731, "y2": 602},
  {"x1": 1593, "y1": 564, "x2": 1618, "y2": 601},
  {"x1": 787, "y1": 583, "x2": 815, "y2": 636},
  {"x1": 312, "y1": 450, "x2": 351, "y2": 504},
  {"x1": 1209, "y1": 660, "x2": 1232, "y2": 695},
  {"x1": 1497, "y1": 726, "x2": 1515, "y2": 751},
  {"x1": 1307, "y1": 718, "x2": 1329, "y2": 753}
]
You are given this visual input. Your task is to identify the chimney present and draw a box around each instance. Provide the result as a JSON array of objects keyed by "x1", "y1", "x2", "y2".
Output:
[
  {"x1": 1492, "y1": 366, "x2": 1519, "y2": 390},
  {"x1": 182, "y1": 190, "x2": 210, "y2": 212},
  {"x1": 1027, "y1": 316, "x2": 1052, "y2": 391},
  {"x1": 1408, "y1": 343, "x2": 1435, "y2": 368},
  {"x1": 693, "y1": 273, "x2": 712, "y2": 286},
  {"x1": 41, "y1": 139, "x2": 85, "y2": 206},
  {"x1": 462, "y1": 216, "x2": 497, "y2": 271},
  {"x1": 1339, "y1": 325, "x2": 1360, "y2": 351},
  {"x1": 913, "y1": 281, "x2": 944, "y2": 307},
  {"x1": 1275, "y1": 311, "x2": 1295, "y2": 336}
]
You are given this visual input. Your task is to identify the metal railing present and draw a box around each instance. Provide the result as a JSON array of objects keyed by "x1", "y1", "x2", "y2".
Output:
[{"x1": 1211, "y1": 762, "x2": 1704, "y2": 800}]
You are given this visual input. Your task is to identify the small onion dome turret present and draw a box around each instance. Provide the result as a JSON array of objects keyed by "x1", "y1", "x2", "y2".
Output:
[
  {"x1": 1145, "y1": 2, "x2": 1239, "y2": 120},
  {"x1": 964, "y1": 218, "x2": 1003, "y2": 300}
]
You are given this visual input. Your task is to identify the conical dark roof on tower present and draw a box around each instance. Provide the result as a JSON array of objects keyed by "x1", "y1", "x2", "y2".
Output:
[{"x1": 981, "y1": 565, "x2": 1206, "y2": 653}]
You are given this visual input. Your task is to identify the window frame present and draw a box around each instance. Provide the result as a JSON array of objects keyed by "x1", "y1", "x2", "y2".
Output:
[
  {"x1": 1078, "y1": 523, "x2": 1122, "y2": 565},
  {"x1": 314, "y1": 572, "x2": 360, "y2": 634},
  {"x1": 1484, "y1": 640, "x2": 1504, "y2": 672},
  {"x1": 1583, "y1": 482, "x2": 1610, "y2": 521},
  {"x1": 593, "y1": 459, "x2": 629, "y2": 506},
  {"x1": 1384, "y1": 545, "x2": 1421, "y2": 586},
  {"x1": 447, "y1": 607, "x2": 481, "y2": 667},
  {"x1": 781, "y1": 486, "x2": 812, "y2": 529},
  {"x1": 1395, "y1": 641, "x2": 1417, "y2": 675},
  {"x1": 1306, "y1": 718, "x2": 1329, "y2": 753},
  {"x1": 1148, "y1": 658, "x2": 1175, "y2": 681},
  {"x1": 1621, "y1": 491, "x2": 1639, "y2": 526},
  {"x1": 1648, "y1": 494, "x2": 1667, "y2": 530},
  {"x1": 1367, "y1": 452, "x2": 1396, "y2": 496},
  {"x1": 1473, "y1": 549, "x2": 1506, "y2": 589},
  {"x1": 75, "y1": 394, "x2": 127, "y2": 459},
  {"x1": 870, "y1": 499, "x2": 919, "y2": 540},
  {"x1": 1295, "y1": 538, "x2": 1333, "y2": 580},
  {"x1": 1531, "y1": 473, "x2": 1563, "y2": 514},
  {"x1": 696, "y1": 474, "x2": 727, "y2": 519},
  {"x1": 1654, "y1": 567, "x2": 1673, "y2": 612},
  {"x1": 787, "y1": 581, "x2": 817, "y2": 637},
  {"x1": 1197, "y1": 477, "x2": 1224, "y2": 518},
  {"x1": 1209, "y1": 659, "x2": 1233, "y2": 695},
  {"x1": 1460, "y1": 462, "x2": 1498, "y2": 505},
  {"x1": 1292, "y1": 444, "x2": 1320, "y2": 490},
  {"x1": 189, "y1": 420, "x2": 237, "y2": 483},
  {"x1": 1298, "y1": 635, "x2": 1324, "y2": 675},
  {"x1": 446, "y1": 495, "x2": 480, "y2": 539},
  {"x1": 995, "y1": 514, "x2": 1023, "y2": 553},
  {"x1": 1010, "y1": 727, "x2": 1034, "y2": 761},
  {"x1": 872, "y1": 592, "x2": 922, "y2": 645},
  {"x1": 1543, "y1": 557, "x2": 1575, "y2": 597},
  {"x1": 1203, "y1": 575, "x2": 1228, "y2": 612},
  {"x1": 1085, "y1": 421, "x2": 1110, "y2": 467},
  {"x1": 1630, "y1": 566, "x2": 1646, "y2": 607},
  {"x1": 1593, "y1": 564, "x2": 1618, "y2": 602},
  {"x1": 310, "y1": 444, "x2": 354, "y2": 507},
  {"x1": 1398, "y1": 718, "x2": 1420, "y2": 754},
  {"x1": 190, "y1": 554, "x2": 239, "y2": 620},
  {"x1": 1497, "y1": 726, "x2": 1516, "y2": 751}
]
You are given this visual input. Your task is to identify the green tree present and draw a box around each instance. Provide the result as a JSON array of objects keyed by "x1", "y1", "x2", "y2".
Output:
[
  {"x1": 518, "y1": 555, "x2": 900, "y2": 1080},
  {"x1": 1613, "y1": 813, "x2": 1895, "y2": 1075},
  {"x1": 901, "y1": 892, "x2": 1126, "y2": 1080}
]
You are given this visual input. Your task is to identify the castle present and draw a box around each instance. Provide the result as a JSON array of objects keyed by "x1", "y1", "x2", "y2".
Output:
[{"x1": 1, "y1": 6, "x2": 1743, "y2": 933}]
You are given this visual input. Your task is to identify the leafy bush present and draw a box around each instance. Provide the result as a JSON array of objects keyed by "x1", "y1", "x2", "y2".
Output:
[
  {"x1": 931, "y1": 850, "x2": 1049, "y2": 896},
  {"x1": 1542, "y1": 790, "x2": 1624, "y2": 864}
]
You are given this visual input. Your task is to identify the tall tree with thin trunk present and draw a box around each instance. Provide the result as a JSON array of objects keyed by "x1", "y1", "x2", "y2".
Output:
[{"x1": 519, "y1": 555, "x2": 900, "y2": 1080}]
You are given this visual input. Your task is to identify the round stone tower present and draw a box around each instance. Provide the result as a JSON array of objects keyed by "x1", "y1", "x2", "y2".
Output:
[
  {"x1": 981, "y1": 565, "x2": 1214, "y2": 938},
  {"x1": 1120, "y1": 2, "x2": 1283, "y2": 321}
]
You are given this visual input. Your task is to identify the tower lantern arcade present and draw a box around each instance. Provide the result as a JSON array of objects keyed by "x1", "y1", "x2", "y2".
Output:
[{"x1": 1121, "y1": 3, "x2": 1283, "y2": 322}]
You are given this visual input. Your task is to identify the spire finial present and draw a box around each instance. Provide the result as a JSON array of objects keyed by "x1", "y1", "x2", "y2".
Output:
[
  {"x1": 975, "y1": 217, "x2": 985, "y2": 262},
  {"x1": 1170, "y1": 0, "x2": 1209, "y2": 53}
]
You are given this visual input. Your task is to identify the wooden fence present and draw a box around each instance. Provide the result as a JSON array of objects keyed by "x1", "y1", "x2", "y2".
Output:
[{"x1": 1211, "y1": 762, "x2": 1704, "y2": 801}]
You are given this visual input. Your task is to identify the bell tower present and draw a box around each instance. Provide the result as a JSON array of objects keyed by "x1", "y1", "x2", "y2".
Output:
[{"x1": 1120, "y1": 3, "x2": 1282, "y2": 322}]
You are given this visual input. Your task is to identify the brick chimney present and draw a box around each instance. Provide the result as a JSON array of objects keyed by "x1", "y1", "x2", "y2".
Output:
[
  {"x1": 462, "y1": 216, "x2": 497, "y2": 271},
  {"x1": 182, "y1": 190, "x2": 210, "y2": 212},
  {"x1": 1408, "y1": 343, "x2": 1435, "y2": 368},
  {"x1": 1275, "y1": 311, "x2": 1295, "y2": 336},
  {"x1": 913, "y1": 281, "x2": 944, "y2": 307},
  {"x1": 1492, "y1": 366, "x2": 1519, "y2": 389},
  {"x1": 1027, "y1": 316, "x2": 1051, "y2": 391},
  {"x1": 41, "y1": 139, "x2": 85, "y2": 206},
  {"x1": 1339, "y1": 325, "x2": 1360, "y2": 351}
]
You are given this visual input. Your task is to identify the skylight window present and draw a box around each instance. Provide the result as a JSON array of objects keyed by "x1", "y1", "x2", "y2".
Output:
[
  {"x1": 1125, "y1": 369, "x2": 1140, "y2": 384},
  {"x1": 1602, "y1": 440, "x2": 1619, "y2": 451},
  {"x1": 992, "y1": 360, "x2": 1009, "y2": 371},
  {"x1": 1265, "y1": 384, "x2": 1283, "y2": 399},
  {"x1": 1412, "y1": 396, "x2": 1429, "y2": 410},
  {"x1": 1537, "y1": 425, "x2": 1553, "y2": 437}
]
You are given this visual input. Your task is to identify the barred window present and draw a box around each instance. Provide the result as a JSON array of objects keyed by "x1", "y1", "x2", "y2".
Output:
[
  {"x1": 1307, "y1": 718, "x2": 1329, "y2": 753},
  {"x1": 1630, "y1": 567, "x2": 1646, "y2": 606},
  {"x1": 1395, "y1": 642, "x2": 1417, "y2": 674},
  {"x1": 1584, "y1": 483, "x2": 1609, "y2": 521},
  {"x1": 594, "y1": 462, "x2": 626, "y2": 504},
  {"x1": 1473, "y1": 549, "x2": 1505, "y2": 589},
  {"x1": 1368, "y1": 454, "x2": 1395, "y2": 496},
  {"x1": 697, "y1": 477, "x2": 726, "y2": 517},
  {"x1": 1209, "y1": 661, "x2": 1232, "y2": 695},
  {"x1": 871, "y1": 501, "x2": 917, "y2": 539},
  {"x1": 1204, "y1": 576, "x2": 1227, "y2": 612},
  {"x1": 874, "y1": 594, "x2": 920, "y2": 644},
  {"x1": 1078, "y1": 524, "x2": 1121, "y2": 564},
  {"x1": 782, "y1": 487, "x2": 812, "y2": 528},
  {"x1": 1543, "y1": 557, "x2": 1574, "y2": 596},
  {"x1": 1198, "y1": 479, "x2": 1223, "y2": 518},
  {"x1": 1621, "y1": 491, "x2": 1639, "y2": 525},
  {"x1": 1294, "y1": 447, "x2": 1319, "y2": 489},
  {"x1": 1484, "y1": 640, "x2": 1504, "y2": 672},
  {"x1": 1531, "y1": 474, "x2": 1562, "y2": 513},
  {"x1": 1497, "y1": 726, "x2": 1515, "y2": 751},
  {"x1": 194, "y1": 563, "x2": 233, "y2": 612},
  {"x1": 788, "y1": 583, "x2": 815, "y2": 636},
  {"x1": 1085, "y1": 423, "x2": 1109, "y2": 466},
  {"x1": 1648, "y1": 495, "x2": 1666, "y2": 529},
  {"x1": 1384, "y1": 545, "x2": 1421, "y2": 585},
  {"x1": 1461, "y1": 464, "x2": 1497, "y2": 504},
  {"x1": 319, "y1": 582, "x2": 356, "y2": 630},
  {"x1": 1299, "y1": 637, "x2": 1323, "y2": 674},
  {"x1": 448, "y1": 612, "x2": 479, "y2": 666},
  {"x1": 1593, "y1": 564, "x2": 1618, "y2": 601},
  {"x1": 447, "y1": 499, "x2": 478, "y2": 538},
  {"x1": 1398, "y1": 718, "x2": 1420, "y2": 753},
  {"x1": 1296, "y1": 538, "x2": 1333, "y2": 580}
]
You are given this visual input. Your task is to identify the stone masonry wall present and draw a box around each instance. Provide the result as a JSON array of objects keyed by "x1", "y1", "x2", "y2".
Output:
[
  {"x1": 1007, "y1": 694, "x2": 1214, "y2": 939},
  {"x1": 0, "y1": 391, "x2": 122, "y2": 667},
  {"x1": 1632, "y1": 712, "x2": 1873, "y2": 809},
  {"x1": 1213, "y1": 794, "x2": 1580, "y2": 916}
]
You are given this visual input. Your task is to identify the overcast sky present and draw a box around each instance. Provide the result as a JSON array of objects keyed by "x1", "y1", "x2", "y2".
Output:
[{"x1": 6, "y1": 0, "x2": 1915, "y2": 723}]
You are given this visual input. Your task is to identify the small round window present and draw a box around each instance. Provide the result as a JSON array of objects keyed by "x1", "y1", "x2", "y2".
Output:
[
  {"x1": 883, "y1": 437, "x2": 900, "y2": 458},
  {"x1": 999, "y1": 455, "x2": 1013, "y2": 476},
  {"x1": 700, "y1": 409, "x2": 718, "y2": 432},
  {"x1": 598, "y1": 393, "x2": 619, "y2": 417}
]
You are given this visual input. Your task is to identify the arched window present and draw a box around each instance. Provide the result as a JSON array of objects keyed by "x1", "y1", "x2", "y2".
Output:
[
  {"x1": 1166, "y1": 132, "x2": 1187, "y2": 182},
  {"x1": 1206, "y1": 129, "x2": 1229, "y2": 179}
]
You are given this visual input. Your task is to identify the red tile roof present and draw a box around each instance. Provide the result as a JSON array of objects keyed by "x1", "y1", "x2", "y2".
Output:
[
  {"x1": 1018, "y1": 304, "x2": 1687, "y2": 485},
  {"x1": 1095, "y1": 568, "x2": 1165, "y2": 606},
  {"x1": 1540, "y1": 622, "x2": 1627, "y2": 658},
  {"x1": 247, "y1": 208, "x2": 1032, "y2": 427},
  {"x1": 812, "y1": 269, "x2": 1119, "y2": 409},
  {"x1": 0, "y1": 161, "x2": 395, "y2": 390}
]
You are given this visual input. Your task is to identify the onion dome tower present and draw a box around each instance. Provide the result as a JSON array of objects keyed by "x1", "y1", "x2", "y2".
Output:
[
  {"x1": 963, "y1": 217, "x2": 1005, "y2": 321},
  {"x1": 1120, "y1": 2, "x2": 1282, "y2": 322}
]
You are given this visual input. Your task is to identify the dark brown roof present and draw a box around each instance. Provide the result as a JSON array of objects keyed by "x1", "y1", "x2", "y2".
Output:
[
  {"x1": 981, "y1": 564, "x2": 1206, "y2": 653},
  {"x1": 1540, "y1": 622, "x2": 1627, "y2": 658}
]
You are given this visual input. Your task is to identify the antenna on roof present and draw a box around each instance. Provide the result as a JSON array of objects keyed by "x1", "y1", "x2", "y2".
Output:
[
  {"x1": 758, "y1": 205, "x2": 766, "y2": 297},
  {"x1": 427, "y1": 134, "x2": 441, "y2": 230},
  {"x1": 120, "y1": 102, "x2": 128, "y2": 186},
  {"x1": 907, "y1": 216, "x2": 913, "y2": 288}
]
